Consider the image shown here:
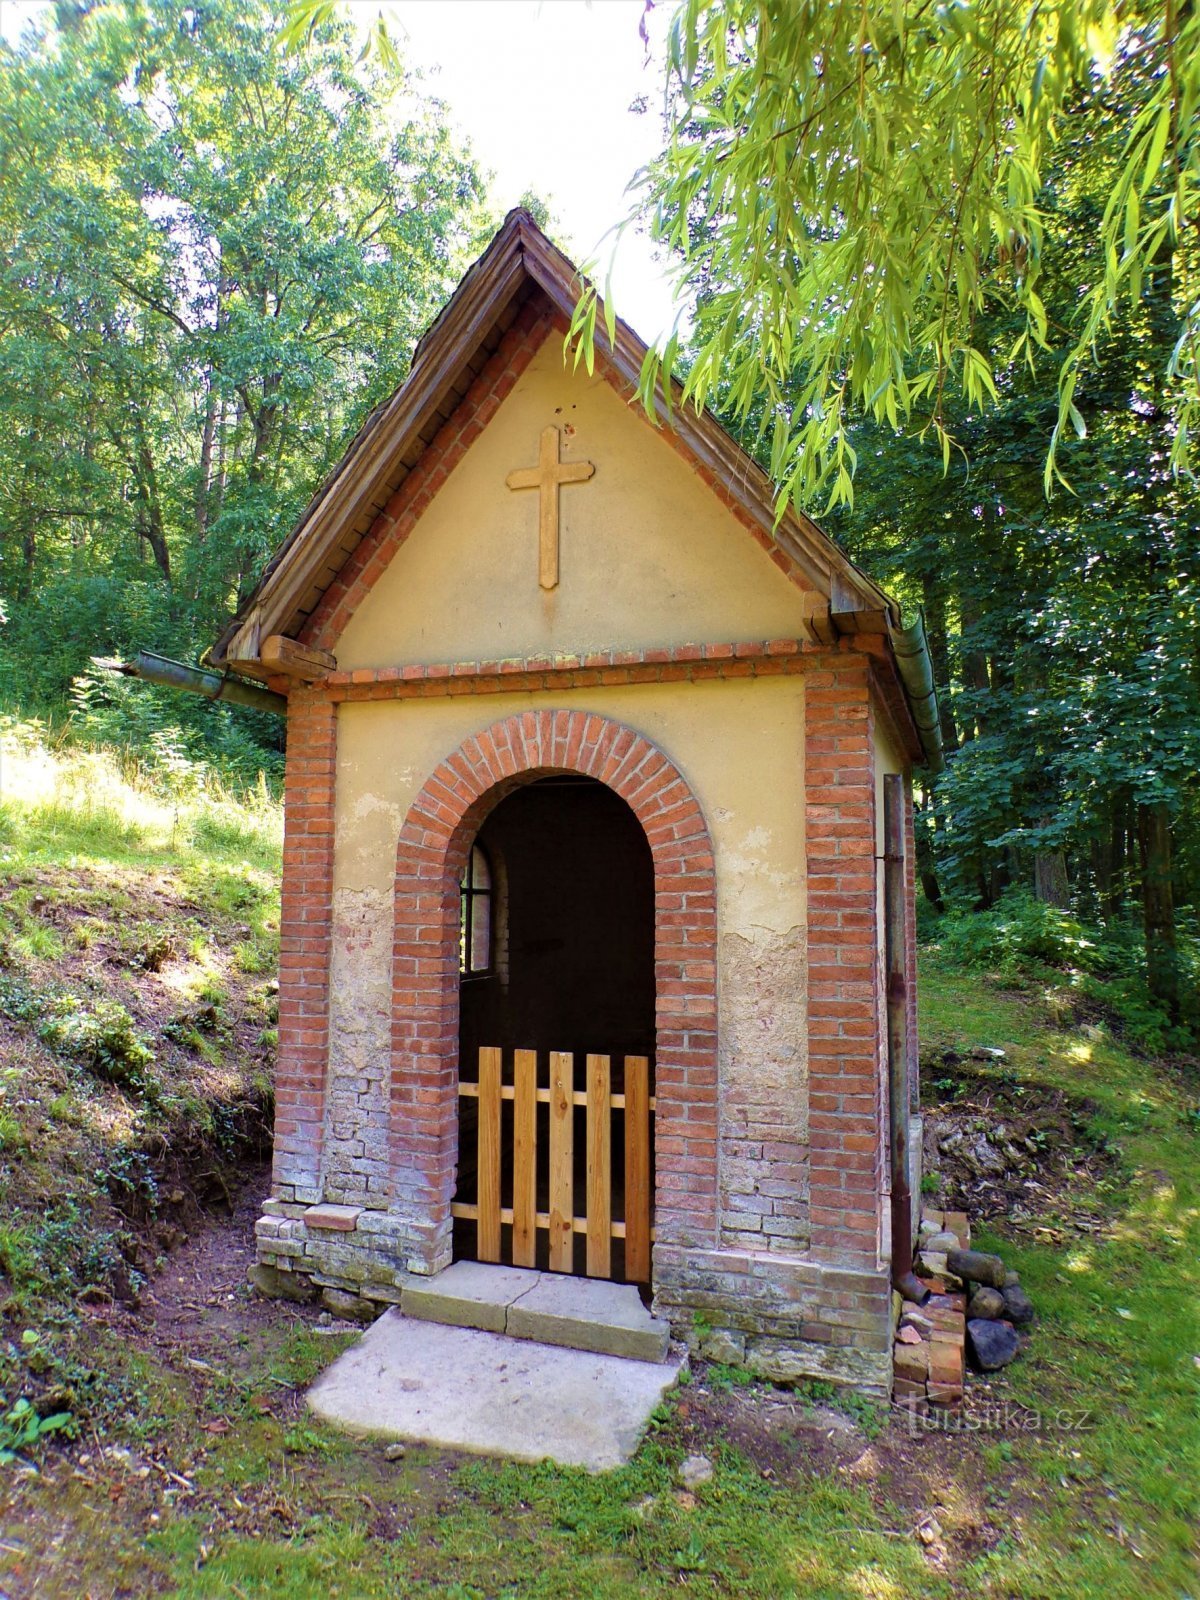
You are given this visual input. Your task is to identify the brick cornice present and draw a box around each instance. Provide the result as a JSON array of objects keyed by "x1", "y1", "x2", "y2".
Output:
[
  {"x1": 324, "y1": 637, "x2": 808, "y2": 701},
  {"x1": 265, "y1": 639, "x2": 921, "y2": 740}
]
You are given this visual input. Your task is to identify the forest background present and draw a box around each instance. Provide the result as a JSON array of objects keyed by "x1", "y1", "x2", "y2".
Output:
[{"x1": 2, "y1": 0, "x2": 1197, "y2": 1049}]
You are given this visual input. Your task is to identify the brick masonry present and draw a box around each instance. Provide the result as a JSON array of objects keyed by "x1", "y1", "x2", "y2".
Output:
[
  {"x1": 388, "y1": 708, "x2": 720, "y2": 1269},
  {"x1": 251, "y1": 295, "x2": 921, "y2": 1394},
  {"x1": 256, "y1": 677, "x2": 906, "y2": 1394}
]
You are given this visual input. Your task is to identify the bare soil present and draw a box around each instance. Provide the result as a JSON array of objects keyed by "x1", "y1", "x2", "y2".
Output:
[{"x1": 920, "y1": 1055, "x2": 1120, "y2": 1237}]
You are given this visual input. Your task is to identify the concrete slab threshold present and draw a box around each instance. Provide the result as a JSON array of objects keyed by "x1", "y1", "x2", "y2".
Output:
[
  {"x1": 307, "y1": 1310, "x2": 685, "y2": 1471},
  {"x1": 401, "y1": 1262, "x2": 671, "y2": 1363}
]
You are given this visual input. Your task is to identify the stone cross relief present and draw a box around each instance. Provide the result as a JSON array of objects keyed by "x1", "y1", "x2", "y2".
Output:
[{"x1": 505, "y1": 425, "x2": 595, "y2": 590}]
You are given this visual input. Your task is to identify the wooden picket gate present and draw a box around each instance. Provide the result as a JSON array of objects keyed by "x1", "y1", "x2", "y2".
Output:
[{"x1": 451, "y1": 1048, "x2": 655, "y2": 1281}]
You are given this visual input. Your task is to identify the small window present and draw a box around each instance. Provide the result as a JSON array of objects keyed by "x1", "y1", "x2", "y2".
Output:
[{"x1": 459, "y1": 843, "x2": 492, "y2": 976}]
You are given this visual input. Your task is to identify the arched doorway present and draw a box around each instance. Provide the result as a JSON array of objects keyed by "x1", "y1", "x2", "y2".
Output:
[
  {"x1": 389, "y1": 708, "x2": 719, "y2": 1283},
  {"x1": 454, "y1": 776, "x2": 656, "y2": 1281}
]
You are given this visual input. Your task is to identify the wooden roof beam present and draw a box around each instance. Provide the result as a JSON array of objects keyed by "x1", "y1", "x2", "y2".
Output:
[{"x1": 260, "y1": 634, "x2": 337, "y2": 682}]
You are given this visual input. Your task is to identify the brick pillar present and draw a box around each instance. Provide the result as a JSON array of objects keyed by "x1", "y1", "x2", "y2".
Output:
[
  {"x1": 274, "y1": 689, "x2": 336, "y2": 1205},
  {"x1": 805, "y1": 655, "x2": 884, "y2": 1267}
]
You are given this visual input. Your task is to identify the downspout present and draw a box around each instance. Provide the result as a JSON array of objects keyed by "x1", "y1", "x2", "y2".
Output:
[
  {"x1": 93, "y1": 652, "x2": 287, "y2": 718},
  {"x1": 883, "y1": 773, "x2": 928, "y2": 1306},
  {"x1": 883, "y1": 610, "x2": 942, "y2": 1303}
]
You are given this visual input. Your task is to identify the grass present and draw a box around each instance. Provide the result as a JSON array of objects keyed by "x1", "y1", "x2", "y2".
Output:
[
  {"x1": 0, "y1": 724, "x2": 279, "y2": 1448},
  {"x1": 920, "y1": 954, "x2": 1200, "y2": 1596},
  {"x1": 0, "y1": 721, "x2": 1195, "y2": 1597},
  {"x1": 0, "y1": 716, "x2": 281, "y2": 876}
]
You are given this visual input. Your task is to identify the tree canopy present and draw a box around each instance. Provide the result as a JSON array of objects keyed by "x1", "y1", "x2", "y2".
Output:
[
  {"x1": 574, "y1": 0, "x2": 1198, "y2": 1031},
  {"x1": 572, "y1": 0, "x2": 1199, "y2": 516},
  {"x1": 0, "y1": 0, "x2": 486, "y2": 768}
]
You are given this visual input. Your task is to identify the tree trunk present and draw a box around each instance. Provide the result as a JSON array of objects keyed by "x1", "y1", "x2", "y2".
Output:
[
  {"x1": 196, "y1": 380, "x2": 217, "y2": 545},
  {"x1": 958, "y1": 592, "x2": 992, "y2": 740},
  {"x1": 135, "y1": 437, "x2": 171, "y2": 584},
  {"x1": 920, "y1": 573, "x2": 959, "y2": 752},
  {"x1": 1034, "y1": 844, "x2": 1070, "y2": 908},
  {"x1": 1137, "y1": 801, "x2": 1179, "y2": 1020}
]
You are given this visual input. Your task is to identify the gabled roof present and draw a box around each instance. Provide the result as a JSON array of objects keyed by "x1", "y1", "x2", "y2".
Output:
[{"x1": 209, "y1": 210, "x2": 897, "y2": 672}]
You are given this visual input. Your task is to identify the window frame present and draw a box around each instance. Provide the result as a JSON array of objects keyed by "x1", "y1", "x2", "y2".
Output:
[{"x1": 459, "y1": 841, "x2": 494, "y2": 978}]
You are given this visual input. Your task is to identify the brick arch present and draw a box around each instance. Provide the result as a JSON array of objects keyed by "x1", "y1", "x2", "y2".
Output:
[{"x1": 390, "y1": 708, "x2": 718, "y2": 1275}]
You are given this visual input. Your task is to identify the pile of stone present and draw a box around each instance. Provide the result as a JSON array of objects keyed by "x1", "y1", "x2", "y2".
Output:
[
  {"x1": 916, "y1": 1212, "x2": 1034, "y2": 1375},
  {"x1": 893, "y1": 1209, "x2": 1036, "y2": 1412}
]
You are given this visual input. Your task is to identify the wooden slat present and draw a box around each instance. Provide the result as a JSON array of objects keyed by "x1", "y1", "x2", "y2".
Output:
[
  {"x1": 548, "y1": 1052, "x2": 574, "y2": 1272},
  {"x1": 452, "y1": 1201, "x2": 651, "y2": 1241},
  {"x1": 476, "y1": 1047, "x2": 502, "y2": 1262},
  {"x1": 458, "y1": 1081, "x2": 654, "y2": 1111},
  {"x1": 586, "y1": 1054, "x2": 611, "y2": 1278},
  {"x1": 512, "y1": 1049, "x2": 537, "y2": 1268},
  {"x1": 623, "y1": 1056, "x2": 652, "y2": 1282}
]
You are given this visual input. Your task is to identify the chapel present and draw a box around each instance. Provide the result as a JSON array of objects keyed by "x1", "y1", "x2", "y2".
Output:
[{"x1": 210, "y1": 210, "x2": 941, "y2": 1394}]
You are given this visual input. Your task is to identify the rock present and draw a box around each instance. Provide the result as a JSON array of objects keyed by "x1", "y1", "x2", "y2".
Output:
[
  {"x1": 916, "y1": 1250, "x2": 948, "y2": 1279},
  {"x1": 917, "y1": 1516, "x2": 942, "y2": 1545},
  {"x1": 967, "y1": 1287, "x2": 1006, "y2": 1320},
  {"x1": 321, "y1": 1287, "x2": 376, "y2": 1322},
  {"x1": 247, "y1": 1263, "x2": 316, "y2": 1304},
  {"x1": 967, "y1": 1318, "x2": 1021, "y2": 1371},
  {"x1": 969, "y1": 1046, "x2": 1007, "y2": 1062},
  {"x1": 383, "y1": 1442, "x2": 406, "y2": 1461},
  {"x1": 699, "y1": 1329, "x2": 745, "y2": 1365},
  {"x1": 899, "y1": 1309, "x2": 933, "y2": 1338},
  {"x1": 1001, "y1": 1282, "x2": 1035, "y2": 1327},
  {"x1": 960, "y1": 1134, "x2": 1008, "y2": 1177},
  {"x1": 917, "y1": 1217, "x2": 941, "y2": 1242},
  {"x1": 896, "y1": 1325, "x2": 924, "y2": 1346},
  {"x1": 946, "y1": 1249, "x2": 1007, "y2": 1289},
  {"x1": 678, "y1": 1454, "x2": 714, "y2": 1489},
  {"x1": 924, "y1": 1231, "x2": 959, "y2": 1253}
]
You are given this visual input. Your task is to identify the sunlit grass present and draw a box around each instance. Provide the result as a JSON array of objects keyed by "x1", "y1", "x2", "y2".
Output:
[
  {"x1": 0, "y1": 719, "x2": 281, "y2": 874},
  {"x1": 922, "y1": 956, "x2": 1200, "y2": 1597}
]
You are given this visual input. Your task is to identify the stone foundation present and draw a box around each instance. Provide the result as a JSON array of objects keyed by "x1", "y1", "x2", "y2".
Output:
[
  {"x1": 653, "y1": 1241, "x2": 894, "y2": 1396},
  {"x1": 253, "y1": 1206, "x2": 895, "y2": 1396}
]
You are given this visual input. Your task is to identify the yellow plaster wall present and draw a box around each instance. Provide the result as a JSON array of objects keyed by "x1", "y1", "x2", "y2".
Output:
[
  {"x1": 333, "y1": 679, "x2": 806, "y2": 934},
  {"x1": 326, "y1": 678, "x2": 811, "y2": 1243},
  {"x1": 333, "y1": 333, "x2": 812, "y2": 670}
]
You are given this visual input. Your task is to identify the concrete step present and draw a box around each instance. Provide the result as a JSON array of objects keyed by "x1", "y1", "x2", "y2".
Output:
[{"x1": 400, "y1": 1261, "x2": 671, "y2": 1363}]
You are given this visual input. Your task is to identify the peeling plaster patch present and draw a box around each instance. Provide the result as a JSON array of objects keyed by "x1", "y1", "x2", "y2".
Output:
[
  {"x1": 720, "y1": 847, "x2": 803, "y2": 935},
  {"x1": 349, "y1": 790, "x2": 404, "y2": 830},
  {"x1": 718, "y1": 927, "x2": 809, "y2": 1254},
  {"x1": 322, "y1": 887, "x2": 393, "y2": 1208}
]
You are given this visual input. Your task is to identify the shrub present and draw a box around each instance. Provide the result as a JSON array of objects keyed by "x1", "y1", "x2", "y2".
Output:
[
  {"x1": 930, "y1": 891, "x2": 1200, "y2": 1055},
  {"x1": 39, "y1": 997, "x2": 158, "y2": 1098},
  {"x1": 936, "y1": 891, "x2": 1101, "y2": 978}
]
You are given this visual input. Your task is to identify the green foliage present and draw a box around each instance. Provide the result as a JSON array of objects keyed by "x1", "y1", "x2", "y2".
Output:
[
  {"x1": 578, "y1": 1, "x2": 1200, "y2": 513},
  {"x1": 0, "y1": 1395, "x2": 73, "y2": 1464},
  {"x1": 38, "y1": 996, "x2": 158, "y2": 1098},
  {"x1": 931, "y1": 891, "x2": 1200, "y2": 1052},
  {"x1": 936, "y1": 893, "x2": 1103, "y2": 978},
  {"x1": 0, "y1": 0, "x2": 487, "y2": 777}
]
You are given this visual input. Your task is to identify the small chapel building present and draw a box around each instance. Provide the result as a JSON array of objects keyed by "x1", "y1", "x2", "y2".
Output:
[{"x1": 211, "y1": 212, "x2": 940, "y2": 1395}]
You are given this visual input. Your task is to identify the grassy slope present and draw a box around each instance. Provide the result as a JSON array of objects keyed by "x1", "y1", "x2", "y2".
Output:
[
  {"x1": 920, "y1": 958, "x2": 1200, "y2": 1596},
  {"x1": 153, "y1": 962, "x2": 1196, "y2": 1600},
  {"x1": 1, "y1": 725, "x2": 1196, "y2": 1598},
  {"x1": 0, "y1": 724, "x2": 281, "y2": 1434}
]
